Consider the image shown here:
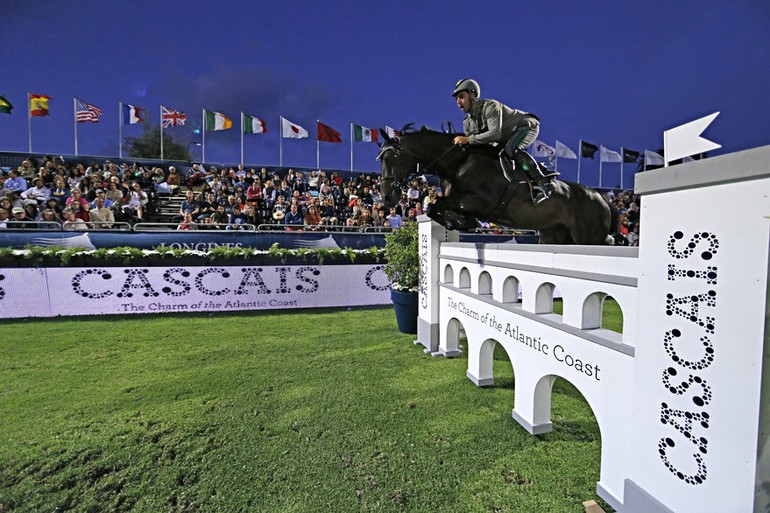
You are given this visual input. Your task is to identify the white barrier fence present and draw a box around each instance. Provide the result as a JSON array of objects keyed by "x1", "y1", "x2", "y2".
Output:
[{"x1": 416, "y1": 145, "x2": 770, "y2": 513}]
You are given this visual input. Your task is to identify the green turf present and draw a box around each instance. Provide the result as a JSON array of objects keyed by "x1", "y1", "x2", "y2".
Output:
[{"x1": 0, "y1": 308, "x2": 614, "y2": 512}]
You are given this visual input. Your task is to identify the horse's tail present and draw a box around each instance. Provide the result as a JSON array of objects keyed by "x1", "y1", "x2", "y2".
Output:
[{"x1": 601, "y1": 194, "x2": 619, "y2": 245}]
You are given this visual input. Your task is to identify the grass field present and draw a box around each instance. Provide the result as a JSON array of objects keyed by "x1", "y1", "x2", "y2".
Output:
[{"x1": 0, "y1": 305, "x2": 616, "y2": 513}]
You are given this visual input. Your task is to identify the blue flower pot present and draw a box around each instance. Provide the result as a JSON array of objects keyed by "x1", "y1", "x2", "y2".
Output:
[{"x1": 390, "y1": 288, "x2": 418, "y2": 334}]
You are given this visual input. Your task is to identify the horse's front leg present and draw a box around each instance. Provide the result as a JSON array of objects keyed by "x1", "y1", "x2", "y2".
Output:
[{"x1": 429, "y1": 196, "x2": 477, "y2": 231}]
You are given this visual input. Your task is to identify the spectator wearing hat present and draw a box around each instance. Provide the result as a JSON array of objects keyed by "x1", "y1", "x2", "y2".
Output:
[
  {"x1": 89, "y1": 188, "x2": 114, "y2": 209},
  {"x1": 8, "y1": 206, "x2": 36, "y2": 228},
  {"x1": 21, "y1": 178, "x2": 51, "y2": 206}
]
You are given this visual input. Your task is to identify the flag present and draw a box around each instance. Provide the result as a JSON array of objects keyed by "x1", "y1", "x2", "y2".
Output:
[
  {"x1": 205, "y1": 110, "x2": 232, "y2": 131},
  {"x1": 30, "y1": 94, "x2": 51, "y2": 116},
  {"x1": 281, "y1": 117, "x2": 308, "y2": 139},
  {"x1": 581, "y1": 140, "x2": 598, "y2": 159},
  {"x1": 243, "y1": 114, "x2": 267, "y2": 134},
  {"x1": 75, "y1": 98, "x2": 103, "y2": 122},
  {"x1": 622, "y1": 148, "x2": 641, "y2": 163},
  {"x1": 533, "y1": 140, "x2": 555, "y2": 158},
  {"x1": 384, "y1": 125, "x2": 400, "y2": 138},
  {"x1": 122, "y1": 104, "x2": 144, "y2": 124},
  {"x1": 353, "y1": 124, "x2": 379, "y2": 143},
  {"x1": 0, "y1": 96, "x2": 12, "y2": 114},
  {"x1": 600, "y1": 146, "x2": 622, "y2": 163},
  {"x1": 555, "y1": 140, "x2": 577, "y2": 159},
  {"x1": 644, "y1": 149, "x2": 664, "y2": 165},
  {"x1": 318, "y1": 121, "x2": 342, "y2": 143},
  {"x1": 161, "y1": 106, "x2": 187, "y2": 127}
]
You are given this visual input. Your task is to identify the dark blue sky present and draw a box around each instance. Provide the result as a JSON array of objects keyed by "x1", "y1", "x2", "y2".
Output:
[{"x1": 2, "y1": 1, "x2": 768, "y2": 187}]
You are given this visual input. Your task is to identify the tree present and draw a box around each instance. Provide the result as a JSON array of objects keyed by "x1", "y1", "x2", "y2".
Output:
[{"x1": 124, "y1": 125, "x2": 192, "y2": 161}]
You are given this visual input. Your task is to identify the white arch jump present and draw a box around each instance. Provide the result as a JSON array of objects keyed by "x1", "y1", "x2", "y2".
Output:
[{"x1": 415, "y1": 145, "x2": 770, "y2": 513}]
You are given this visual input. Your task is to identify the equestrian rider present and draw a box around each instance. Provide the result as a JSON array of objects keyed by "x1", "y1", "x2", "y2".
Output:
[{"x1": 451, "y1": 78, "x2": 555, "y2": 204}]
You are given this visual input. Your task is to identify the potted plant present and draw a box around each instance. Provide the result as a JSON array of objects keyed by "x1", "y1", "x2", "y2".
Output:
[{"x1": 383, "y1": 222, "x2": 419, "y2": 334}]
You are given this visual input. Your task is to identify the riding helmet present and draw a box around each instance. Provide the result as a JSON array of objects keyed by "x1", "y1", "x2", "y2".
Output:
[{"x1": 452, "y1": 78, "x2": 480, "y2": 98}]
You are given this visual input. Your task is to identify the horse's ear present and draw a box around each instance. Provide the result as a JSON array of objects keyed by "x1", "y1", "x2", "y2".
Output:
[{"x1": 379, "y1": 128, "x2": 392, "y2": 144}]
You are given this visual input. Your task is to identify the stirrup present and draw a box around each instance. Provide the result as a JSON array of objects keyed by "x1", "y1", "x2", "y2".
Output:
[{"x1": 531, "y1": 185, "x2": 550, "y2": 205}]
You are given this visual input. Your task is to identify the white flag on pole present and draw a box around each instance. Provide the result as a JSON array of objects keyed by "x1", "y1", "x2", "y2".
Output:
[
  {"x1": 644, "y1": 149, "x2": 665, "y2": 165},
  {"x1": 533, "y1": 140, "x2": 556, "y2": 158},
  {"x1": 600, "y1": 146, "x2": 622, "y2": 163},
  {"x1": 281, "y1": 117, "x2": 308, "y2": 139},
  {"x1": 555, "y1": 140, "x2": 577, "y2": 159},
  {"x1": 384, "y1": 125, "x2": 400, "y2": 138}
]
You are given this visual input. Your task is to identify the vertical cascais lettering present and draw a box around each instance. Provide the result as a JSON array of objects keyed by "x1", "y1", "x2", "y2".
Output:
[{"x1": 659, "y1": 231, "x2": 719, "y2": 485}]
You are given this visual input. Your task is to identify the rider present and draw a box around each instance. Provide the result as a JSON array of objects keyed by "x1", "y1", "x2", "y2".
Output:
[{"x1": 451, "y1": 78, "x2": 555, "y2": 204}]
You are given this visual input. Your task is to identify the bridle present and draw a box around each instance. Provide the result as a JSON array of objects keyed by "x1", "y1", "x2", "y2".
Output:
[{"x1": 377, "y1": 138, "x2": 464, "y2": 190}]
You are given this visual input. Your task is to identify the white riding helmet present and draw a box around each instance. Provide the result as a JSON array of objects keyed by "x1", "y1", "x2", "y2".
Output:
[{"x1": 452, "y1": 78, "x2": 480, "y2": 98}]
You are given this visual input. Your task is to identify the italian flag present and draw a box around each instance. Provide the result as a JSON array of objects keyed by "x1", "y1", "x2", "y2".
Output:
[
  {"x1": 205, "y1": 110, "x2": 233, "y2": 131},
  {"x1": 353, "y1": 124, "x2": 379, "y2": 143},
  {"x1": 243, "y1": 114, "x2": 267, "y2": 134}
]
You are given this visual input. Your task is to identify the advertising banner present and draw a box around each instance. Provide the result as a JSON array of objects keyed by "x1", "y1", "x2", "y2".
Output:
[{"x1": 0, "y1": 264, "x2": 391, "y2": 319}]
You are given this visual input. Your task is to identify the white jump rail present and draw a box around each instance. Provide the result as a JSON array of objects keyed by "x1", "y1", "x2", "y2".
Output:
[{"x1": 415, "y1": 145, "x2": 770, "y2": 513}]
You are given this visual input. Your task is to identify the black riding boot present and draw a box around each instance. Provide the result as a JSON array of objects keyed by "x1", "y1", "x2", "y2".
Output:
[{"x1": 510, "y1": 149, "x2": 554, "y2": 205}]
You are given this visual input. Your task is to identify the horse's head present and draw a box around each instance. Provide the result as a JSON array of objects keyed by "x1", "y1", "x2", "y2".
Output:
[{"x1": 377, "y1": 132, "x2": 416, "y2": 209}]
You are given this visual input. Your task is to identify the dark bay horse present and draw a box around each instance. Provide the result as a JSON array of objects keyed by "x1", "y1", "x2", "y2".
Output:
[{"x1": 378, "y1": 128, "x2": 615, "y2": 244}]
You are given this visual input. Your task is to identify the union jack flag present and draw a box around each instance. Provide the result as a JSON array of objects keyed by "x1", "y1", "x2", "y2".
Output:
[
  {"x1": 161, "y1": 106, "x2": 187, "y2": 127},
  {"x1": 75, "y1": 98, "x2": 102, "y2": 123}
]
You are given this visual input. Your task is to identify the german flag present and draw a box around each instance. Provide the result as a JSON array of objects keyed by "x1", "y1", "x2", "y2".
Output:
[
  {"x1": 30, "y1": 94, "x2": 52, "y2": 116},
  {"x1": 0, "y1": 95, "x2": 12, "y2": 114}
]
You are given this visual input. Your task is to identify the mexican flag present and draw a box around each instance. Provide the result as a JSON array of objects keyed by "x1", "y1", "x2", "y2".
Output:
[
  {"x1": 353, "y1": 124, "x2": 379, "y2": 143},
  {"x1": 205, "y1": 110, "x2": 233, "y2": 131},
  {"x1": 243, "y1": 114, "x2": 267, "y2": 134}
]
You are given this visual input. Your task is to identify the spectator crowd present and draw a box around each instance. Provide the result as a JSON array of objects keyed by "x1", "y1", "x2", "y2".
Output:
[{"x1": 0, "y1": 156, "x2": 442, "y2": 232}]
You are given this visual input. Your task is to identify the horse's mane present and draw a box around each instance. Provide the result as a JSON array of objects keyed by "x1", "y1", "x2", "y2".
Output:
[{"x1": 398, "y1": 125, "x2": 499, "y2": 159}]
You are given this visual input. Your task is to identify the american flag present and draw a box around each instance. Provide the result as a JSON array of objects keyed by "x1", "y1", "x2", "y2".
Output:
[
  {"x1": 161, "y1": 106, "x2": 187, "y2": 127},
  {"x1": 75, "y1": 98, "x2": 102, "y2": 122}
]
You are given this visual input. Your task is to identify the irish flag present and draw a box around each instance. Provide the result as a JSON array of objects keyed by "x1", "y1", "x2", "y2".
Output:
[
  {"x1": 353, "y1": 124, "x2": 378, "y2": 143},
  {"x1": 243, "y1": 113, "x2": 267, "y2": 134},
  {"x1": 205, "y1": 110, "x2": 233, "y2": 131}
]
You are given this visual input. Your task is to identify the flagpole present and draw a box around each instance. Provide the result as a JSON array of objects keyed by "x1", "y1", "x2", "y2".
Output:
[
  {"x1": 643, "y1": 149, "x2": 647, "y2": 173},
  {"x1": 316, "y1": 119, "x2": 320, "y2": 169},
  {"x1": 202, "y1": 109, "x2": 206, "y2": 163},
  {"x1": 620, "y1": 146, "x2": 624, "y2": 190},
  {"x1": 74, "y1": 98, "x2": 79, "y2": 156},
  {"x1": 239, "y1": 112, "x2": 243, "y2": 166},
  {"x1": 279, "y1": 116, "x2": 283, "y2": 167},
  {"x1": 554, "y1": 140, "x2": 558, "y2": 172},
  {"x1": 350, "y1": 123, "x2": 353, "y2": 171},
  {"x1": 160, "y1": 105, "x2": 164, "y2": 161},
  {"x1": 119, "y1": 102, "x2": 123, "y2": 158},
  {"x1": 27, "y1": 93, "x2": 32, "y2": 153},
  {"x1": 577, "y1": 139, "x2": 582, "y2": 184},
  {"x1": 599, "y1": 146, "x2": 603, "y2": 188}
]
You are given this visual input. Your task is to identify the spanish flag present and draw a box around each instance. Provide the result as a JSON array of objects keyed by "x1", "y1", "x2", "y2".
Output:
[
  {"x1": 30, "y1": 94, "x2": 52, "y2": 116},
  {"x1": 0, "y1": 96, "x2": 12, "y2": 114}
]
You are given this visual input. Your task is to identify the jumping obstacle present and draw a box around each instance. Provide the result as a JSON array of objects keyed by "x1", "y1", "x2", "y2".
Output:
[{"x1": 416, "y1": 145, "x2": 770, "y2": 513}]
